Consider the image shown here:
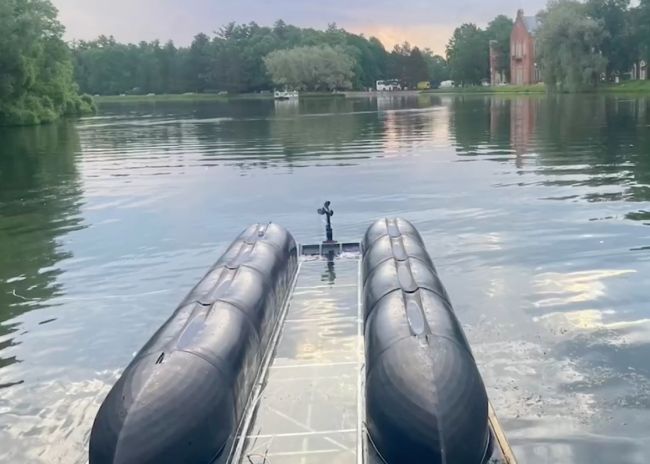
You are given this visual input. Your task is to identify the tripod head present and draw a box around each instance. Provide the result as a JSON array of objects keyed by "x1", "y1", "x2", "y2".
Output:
[
  {"x1": 317, "y1": 201, "x2": 334, "y2": 242},
  {"x1": 317, "y1": 201, "x2": 333, "y2": 219}
]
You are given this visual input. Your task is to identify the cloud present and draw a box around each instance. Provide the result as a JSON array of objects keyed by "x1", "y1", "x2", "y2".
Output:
[
  {"x1": 347, "y1": 23, "x2": 456, "y2": 55},
  {"x1": 53, "y1": 0, "x2": 547, "y2": 52}
]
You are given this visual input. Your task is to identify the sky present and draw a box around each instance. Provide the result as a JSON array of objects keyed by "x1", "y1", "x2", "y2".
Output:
[{"x1": 52, "y1": 0, "x2": 548, "y2": 55}]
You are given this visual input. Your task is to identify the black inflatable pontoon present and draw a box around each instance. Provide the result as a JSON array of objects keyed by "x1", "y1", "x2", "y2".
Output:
[
  {"x1": 89, "y1": 213, "x2": 515, "y2": 464},
  {"x1": 362, "y1": 218, "x2": 490, "y2": 463},
  {"x1": 89, "y1": 223, "x2": 298, "y2": 464}
]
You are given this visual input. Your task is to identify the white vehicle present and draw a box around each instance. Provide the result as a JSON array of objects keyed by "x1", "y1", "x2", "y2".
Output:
[
  {"x1": 439, "y1": 80, "x2": 455, "y2": 88},
  {"x1": 376, "y1": 79, "x2": 402, "y2": 91}
]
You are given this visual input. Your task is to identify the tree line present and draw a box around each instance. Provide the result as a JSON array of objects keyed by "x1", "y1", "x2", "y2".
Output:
[
  {"x1": 0, "y1": 0, "x2": 95, "y2": 126},
  {"x1": 72, "y1": 22, "x2": 452, "y2": 95},
  {"x1": 67, "y1": 0, "x2": 650, "y2": 95},
  {"x1": 4, "y1": 0, "x2": 650, "y2": 126},
  {"x1": 446, "y1": 0, "x2": 650, "y2": 90}
]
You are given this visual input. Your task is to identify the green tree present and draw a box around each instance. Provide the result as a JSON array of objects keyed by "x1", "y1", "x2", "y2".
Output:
[
  {"x1": 72, "y1": 36, "x2": 188, "y2": 95},
  {"x1": 585, "y1": 0, "x2": 634, "y2": 78},
  {"x1": 159, "y1": 41, "x2": 184, "y2": 94},
  {"x1": 423, "y1": 51, "x2": 450, "y2": 86},
  {"x1": 187, "y1": 33, "x2": 212, "y2": 92},
  {"x1": 344, "y1": 34, "x2": 387, "y2": 89},
  {"x1": 631, "y1": 0, "x2": 650, "y2": 64},
  {"x1": 406, "y1": 47, "x2": 430, "y2": 86},
  {"x1": 537, "y1": 0, "x2": 608, "y2": 91},
  {"x1": 384, "y1": 44, "x2": 432, "y2": 87},
  {"x1": 0, "y1": 0, "x2": 94, "y2": 125},
  {"x1": 264, "y1": 45, "x2": 356, "y2": 91},
  {"x1": 446, "y1": 24, "x2": 489, "y2": 85},
  {"x1": 486, "y1": 15, "x2": 514, "y2": 81},
  {"x1": 73, "y1": 36, "x2": 132, "y2": 95}
]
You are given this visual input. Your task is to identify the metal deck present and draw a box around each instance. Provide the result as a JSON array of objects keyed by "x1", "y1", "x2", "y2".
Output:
[{"x1": 232, "y1": 255, "x2": 363, "y2": 464}]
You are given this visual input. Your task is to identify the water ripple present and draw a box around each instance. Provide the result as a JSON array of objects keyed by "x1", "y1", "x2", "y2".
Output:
[{"x1": 1, "y1": 95, "x2": 650, "y2": 463}]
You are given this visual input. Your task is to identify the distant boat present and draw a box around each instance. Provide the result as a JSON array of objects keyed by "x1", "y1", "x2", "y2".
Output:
[{"x1": 274, "y1": 89, "x2": 299, "y2": 100}]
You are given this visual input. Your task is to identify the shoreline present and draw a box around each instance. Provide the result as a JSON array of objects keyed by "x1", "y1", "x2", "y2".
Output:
[
  {"x1": 93, "y1": 82, "x2": 650, "y2": 104},
  {"x1": 424, "y1": 81, "x2": 650, "y2": 95},
  {"x1": 94, "y1": 92, "x2": 345, "y2": 104}
]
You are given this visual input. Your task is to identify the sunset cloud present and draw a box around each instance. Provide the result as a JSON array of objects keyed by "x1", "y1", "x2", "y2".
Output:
[
  {"x1": 347, "y1": 23, "x2": 456, "y2": 55},
  {"x1": 52, "y1": 0, "x2": 547, "y2": 53}
]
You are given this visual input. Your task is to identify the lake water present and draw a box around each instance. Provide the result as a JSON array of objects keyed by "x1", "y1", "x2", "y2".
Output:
[{"x1": 1, "y1": 94, "x2": 650, "y2": 463}]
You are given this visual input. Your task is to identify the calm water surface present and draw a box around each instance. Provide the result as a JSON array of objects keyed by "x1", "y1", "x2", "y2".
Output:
[{"x1": 1, "y1": 95, "x2": 650, "y2": 463}]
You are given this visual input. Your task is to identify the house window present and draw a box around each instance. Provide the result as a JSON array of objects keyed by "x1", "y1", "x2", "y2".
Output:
[{"x1": 513, "y1": 42, "x2": 524, "y2": 58}]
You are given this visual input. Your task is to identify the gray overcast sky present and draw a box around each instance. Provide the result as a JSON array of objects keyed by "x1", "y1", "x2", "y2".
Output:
[{"x1": 52, "y1": 0, "x2": 547, "y2": 54}]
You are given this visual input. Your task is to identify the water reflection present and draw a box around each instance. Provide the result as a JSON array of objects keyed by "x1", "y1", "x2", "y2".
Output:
[
  {"x1": 268, "y1": 98, "x2": 377, "y2": 167},
  {"x1": 321, "y1": 253, "x2": 337, "y2": 285},
  {"x1": 510, "y1": 97, "x2": 538, "y2": 159},
  {"x1": 0, "y1": 123, "x2": 84, "y2": 379},
  {"x1": 1, "y1": 95, "x2": 650, "y2": 463},
  {"x1": 452, "y1": 95, "x2": 650, "y2": 206}
]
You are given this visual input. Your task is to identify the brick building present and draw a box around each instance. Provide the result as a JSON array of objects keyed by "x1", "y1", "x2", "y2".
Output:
[{"x1": 510, "y1": 9, "x2": 541, "y2": 85}]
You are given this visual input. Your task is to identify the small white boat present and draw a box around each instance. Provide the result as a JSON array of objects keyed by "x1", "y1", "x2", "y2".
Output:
[{"x1": 274, "y1": 89, "x2": 299, "y2": 100}]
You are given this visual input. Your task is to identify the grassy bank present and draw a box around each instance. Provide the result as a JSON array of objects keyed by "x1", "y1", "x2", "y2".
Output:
[
  {"x1": 424, "y1": 84, "x2": 547, "y2": 95},
  {"x1": 426, "y1": 81, "x2": 650, "y2": 95},
  {"x1": 603, "y1": 80, "x2": 650, "y2": 94},
  {"x1": 94, "y1": 91, "x2": 346, "y2": 104},
  {"x1": 94, "y1": 93, "x2": 259, "y2": 104},
  {"x1": 93, "y1": 81, "x2": 650, "y2": 104}
]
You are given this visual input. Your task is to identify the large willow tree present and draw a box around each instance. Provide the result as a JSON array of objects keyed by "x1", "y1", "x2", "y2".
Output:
[
  {"x1": 263, "y1": 45, "x2": 356, "y2": 91},
  {"x1": 536, "y1": 0, "x2": 608, "y2": 92},
  {"x1": 0, "y1": 0, "x2": 94, "y2": 125}
]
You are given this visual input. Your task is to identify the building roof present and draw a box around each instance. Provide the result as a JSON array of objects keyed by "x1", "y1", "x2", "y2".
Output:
[
  {"x1": 523, "y1": 16, "x2": 540, "y2": 35},
  {"x1": 515, "y1": 9, "x2": 540, "y2": 35}
]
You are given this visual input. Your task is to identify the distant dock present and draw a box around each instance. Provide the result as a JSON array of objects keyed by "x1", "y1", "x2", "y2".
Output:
[{"x1": 343, "y1": 90, "x2": 423, "y2": 98}]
